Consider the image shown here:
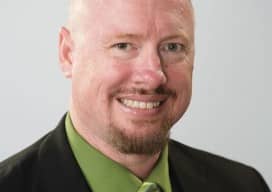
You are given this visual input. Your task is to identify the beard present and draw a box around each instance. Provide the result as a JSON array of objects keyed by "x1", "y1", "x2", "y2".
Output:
[
  {"x1": 103, "y1": 85, "x2": 176, "y2": 155},
  {"x1": 105, "y1": 118, "x2": 172, "y2": 155}
]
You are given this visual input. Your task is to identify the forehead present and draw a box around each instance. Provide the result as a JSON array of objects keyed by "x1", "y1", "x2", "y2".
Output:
[{"x1": 76, "y1": 0, "x2": 193, "y2": 40}]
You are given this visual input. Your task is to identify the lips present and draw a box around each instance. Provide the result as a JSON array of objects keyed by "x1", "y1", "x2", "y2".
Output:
[
  {"x1": 120, "y1": 99, "x2": 161, "y2": 109},
  {"x1": 115, "y1": 89, "x2": 171, "y2": 112}
]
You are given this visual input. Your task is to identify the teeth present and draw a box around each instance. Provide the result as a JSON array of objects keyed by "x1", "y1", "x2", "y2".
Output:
[{"x1": 121, "y1": 99, "x2": 161, "y2": 109}]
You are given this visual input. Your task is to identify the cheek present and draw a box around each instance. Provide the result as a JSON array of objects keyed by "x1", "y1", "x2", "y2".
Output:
[
  {"x1": 166, "y1": 66, "x2": 193, "y2": 119},
  {"x1": 167, "y1": 65, "x2": 192, "y2": 93},
  {"x1": 77, "y1": 62, "x2": 132, "y2": 102},
  {"x1": 100, "y1": 62, "x2": 133, "y2": 95}
]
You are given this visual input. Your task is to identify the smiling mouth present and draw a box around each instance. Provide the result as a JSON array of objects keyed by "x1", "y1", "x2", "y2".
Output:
[{"x1": 119, "y1": 99, "x2": 163, "y2": 109}]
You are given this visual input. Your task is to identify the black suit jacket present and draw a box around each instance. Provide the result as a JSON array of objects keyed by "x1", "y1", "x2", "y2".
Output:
[{"x1": 0, "y1": 115, "x2": 270, "y2": 192}]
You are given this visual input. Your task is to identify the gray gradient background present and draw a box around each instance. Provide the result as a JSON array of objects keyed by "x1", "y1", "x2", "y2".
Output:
[{"x1": 0, "y1": 0, "x2": 271, "y2": 188}]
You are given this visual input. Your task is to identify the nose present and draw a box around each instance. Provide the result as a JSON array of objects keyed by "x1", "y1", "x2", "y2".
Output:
[{"x1": 131, "y1": 49, "x2": 167, "y2": 90}]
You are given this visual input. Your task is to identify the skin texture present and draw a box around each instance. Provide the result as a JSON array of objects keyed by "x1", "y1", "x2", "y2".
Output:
[{"x1": 59, "y1": 0, "x2": 194, "y2": 179}]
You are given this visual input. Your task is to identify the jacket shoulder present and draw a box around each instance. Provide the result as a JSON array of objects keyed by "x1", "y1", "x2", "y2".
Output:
[
  {"x1": 169, "y1": 139, "x2": 254, "y2": 172},
  {"x1": 169, "y1": 140, "x2": 270, "y2": 191},
  {"x1": 0, "y1": 133, "x2": 51, "y2": 192}
]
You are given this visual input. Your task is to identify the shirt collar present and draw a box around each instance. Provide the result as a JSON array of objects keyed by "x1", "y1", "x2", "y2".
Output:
[{"x1": 65, "y1": 113, "x2": 172, "y2": 192}]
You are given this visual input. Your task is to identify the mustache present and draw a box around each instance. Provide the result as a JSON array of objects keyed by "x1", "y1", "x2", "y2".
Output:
[{"x1": 112, "y1": 85, "x2": 176, "y2": 96}]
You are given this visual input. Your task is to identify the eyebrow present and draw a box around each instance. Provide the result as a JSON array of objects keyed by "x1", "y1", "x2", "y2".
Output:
[
  {"x1": 162, "y1": 34, "x2": 185, "y2": 41},
  {"x1": 110, "y1": 33, "x2": 143, "y2": 41},
  {"x1": 160, "y1": 33, "x2": 190, "y2": 45},
  {"x1": 102, "y1": 33, "x2": 143, "y2": 46},
  {"x1": 103, "y1": 32, "x2": 190, "y2": 46}
]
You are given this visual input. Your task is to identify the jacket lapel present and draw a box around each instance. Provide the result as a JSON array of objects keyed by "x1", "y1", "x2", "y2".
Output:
[
  {"x1": 36, "y1": 115, "x2": 91, "y2": 192},
  {"x1": 169, "y1": 140, "x2": 208, "y2": 192}
]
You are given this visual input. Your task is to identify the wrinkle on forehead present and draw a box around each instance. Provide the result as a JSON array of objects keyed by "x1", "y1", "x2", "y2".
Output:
[
  {"x1": 67, "y1": 0, "x2": 193, "y2": 26},
  {"x1": 67, "y1": 0, "x2": 194, "y2": 44},
  {"x1": 144, "y1": 0, "x2": 194, "y2": 41},
  {"x1": 167, "y1": 1, "x2": 194, "y2": 34}
]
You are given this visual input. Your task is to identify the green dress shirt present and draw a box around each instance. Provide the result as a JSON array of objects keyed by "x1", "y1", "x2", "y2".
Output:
[{"x1": 65, "y1": 114, "x2": 172, "y2": 192}]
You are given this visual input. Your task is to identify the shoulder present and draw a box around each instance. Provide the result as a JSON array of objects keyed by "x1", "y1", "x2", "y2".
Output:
[
  {"x1": 168, "y1": 140, "x2": 270, "y2": 191},
  {"x1": 169, "y1": 139, "x2": 253, "y2": 172},
  {"x1": 0, "y1": 133, "x2": 51, "y2": 192}
]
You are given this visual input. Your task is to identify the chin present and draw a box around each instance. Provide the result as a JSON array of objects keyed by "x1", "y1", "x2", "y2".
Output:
[{"x1": 106, "y1": 118, "x2": 171, "y2": 155}]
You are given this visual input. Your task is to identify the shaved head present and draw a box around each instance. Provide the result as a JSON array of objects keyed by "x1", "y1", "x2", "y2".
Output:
[{"x1": 67, "y1": 0, "x2": 194, "y2": 43}]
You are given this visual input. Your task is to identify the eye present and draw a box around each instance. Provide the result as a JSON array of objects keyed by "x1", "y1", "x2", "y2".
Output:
[
  {"x1": 161, "y1": 43, "x2": 185, "y2": 53},
  {"x1": 159, "y1": 42, "x2": 188, "y2": 64},
  {"x1": 112, "y1": 43, "x2": 133, "y2": 51},
  {"x1": 109, "y1": 42, "x2": 138, "y2": 59}
]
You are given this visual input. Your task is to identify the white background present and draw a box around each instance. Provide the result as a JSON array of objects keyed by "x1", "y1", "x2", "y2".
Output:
[{"x1": 0, "y1": 0, "x2": 271, "y2": 188}]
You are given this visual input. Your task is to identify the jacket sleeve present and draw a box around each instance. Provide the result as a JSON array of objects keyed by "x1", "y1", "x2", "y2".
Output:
[{"x1": 252, "y1": 168, "x2": 270, "y2": 192}]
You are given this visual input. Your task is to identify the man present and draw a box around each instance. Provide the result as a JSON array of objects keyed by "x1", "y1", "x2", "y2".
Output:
[{"x1": 0, "y1": 0, "x2": 270, "y2": 191}]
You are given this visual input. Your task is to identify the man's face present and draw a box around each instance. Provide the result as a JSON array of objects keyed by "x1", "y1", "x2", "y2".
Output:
[{"x1": 64, "y1": 0, "x2": 194, "y2": 154}]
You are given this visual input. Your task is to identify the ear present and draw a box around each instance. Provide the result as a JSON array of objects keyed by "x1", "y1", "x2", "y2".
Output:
[{"x1": 59, "y1": 27, "x2": 74, "y2": 78}]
